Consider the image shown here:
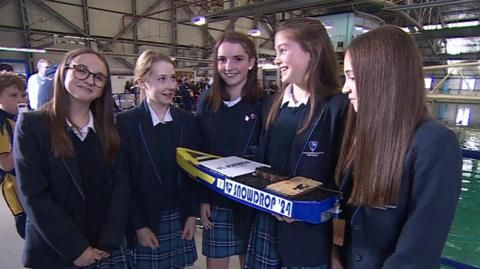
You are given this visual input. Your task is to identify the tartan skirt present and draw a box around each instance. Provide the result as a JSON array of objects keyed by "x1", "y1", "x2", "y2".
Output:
[
  {"x1": 134, "y1": 208, "x2": 197, "y2": 269},
  {"x1": 244, "y1": 213, "x2": 281, "y2": 269},
  {"x1": 202, "y1": 206, "x2": 247, "y2": 258},
  {"x1": 245, "y1": 214, "x2": 329, "y2": 269}
]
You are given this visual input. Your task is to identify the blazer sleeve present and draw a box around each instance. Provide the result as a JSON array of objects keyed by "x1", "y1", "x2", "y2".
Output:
[
  {"x1": 382, "y1": 126, "x2": 462, "y2": 268},
  {"x1": 116, "y1": 113, "x2": 148, "y2": 231},
  {"x1": 179, "y1": 115, "x2": 201, "y2": 217},
  {"x1": 196, "y1": 87, "x2": 212, "y2": 116},
  {"x1": 97, "y1": 129, "x2": 131, "y2": 251},
  {"x1": 14, "y1": 113, "x2": 89, "y2": 262}
]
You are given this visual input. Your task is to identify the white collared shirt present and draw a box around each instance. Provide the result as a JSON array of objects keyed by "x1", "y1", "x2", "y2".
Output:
[
  {"x1": 66, "y1": 110, "x2": 96, "y2": 141},
  {"x1": 223, "y1": 96, "x2": 242, "y2": 107},
  {"x1": 148, "y1": 103, "x2": 173, "y2": 126},
  {"x1": 281, "y1": 84, "x2": 310, "y2": 108}
]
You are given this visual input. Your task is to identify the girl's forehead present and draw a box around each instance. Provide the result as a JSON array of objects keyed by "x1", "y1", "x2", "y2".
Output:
[
  {"x1": 150, "y1": 61, "x2": 175, "y2": 74},
  {"x1": 275, "y1": 31, "x2": 298, "y2": 46},
  {"x1": 217, "y1": 42, "x2": 248, "y2": 55}
]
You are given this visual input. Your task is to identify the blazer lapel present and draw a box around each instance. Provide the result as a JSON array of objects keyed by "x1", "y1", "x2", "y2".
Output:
[
  {"x1": 61, "y1": 157, "x2": 85, "y2": 200},
  {"x1": 137, "y1": 101, "x2": 164, "y2": 187},
  {"x1": 288, "y1": 97, "x2": 328, "y2": 175},
  {"x1": 239, "y1": 103, "x2": 260, "y2": 157},
  {"x1": 170, "y1": 107, "x2": 183, "y2": 147}
]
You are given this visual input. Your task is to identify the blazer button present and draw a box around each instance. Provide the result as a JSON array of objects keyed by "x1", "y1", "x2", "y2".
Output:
[
  {"x1": 354, "y1": 253, "x2": 362, "y2": 262},
  {"x1": 354, "y1": 224, "x2": 362, "y2": 230}
]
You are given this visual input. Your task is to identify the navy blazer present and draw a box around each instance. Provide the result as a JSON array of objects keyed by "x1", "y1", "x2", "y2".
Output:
[
  {"x1": 13, "y1": 111, "x2": 130, "y2": 268},
  {"x1": 257, "y1": 93, "x2": 349, "y2": 266},
  {"x1": 338, "y1": 119, "x2": 462, "y2": 269},
  {"x1": 116, "y1": 101, "x2": 200, "y2": 231},
  {"x1": 196, "y1": 88, "x2": 262, "y2": 160}
]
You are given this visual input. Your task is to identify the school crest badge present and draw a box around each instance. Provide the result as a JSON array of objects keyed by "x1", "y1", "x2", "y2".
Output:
[{"x1": 309, "y1": 141, "x2": 318, "y2": 152}]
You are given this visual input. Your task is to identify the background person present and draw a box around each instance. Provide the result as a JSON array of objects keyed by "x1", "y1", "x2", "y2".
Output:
[{"x1": 27, "y1": 59, "x2": 51, "y2": 110}]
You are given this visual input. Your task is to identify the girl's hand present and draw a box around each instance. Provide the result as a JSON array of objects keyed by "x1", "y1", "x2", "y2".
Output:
[
  {"x1": 331, "y1": 247, "x2": 344, "y2": 269},
  {"x1": 92, "y1": 248, "x2": 110, "y2": 259},
  {"x1": 73, "y1": 246, "x2": 102, "y2": 267},
  {"x1": 272, "y1": 214, "x2": 297, "y2": 223},
  {"x1": 200, "y1": 203, "x2": 213, "y2": 230},
  {"x1": 136, "y1": 227, "x2": 159, "y2": 249},
  {"x1": 181, "y1": 216, "x2": 197, "y2": 240}
]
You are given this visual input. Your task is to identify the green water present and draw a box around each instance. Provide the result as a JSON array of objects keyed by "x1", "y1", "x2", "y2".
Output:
[
  {"x1": 442, "y1": 128, "x2": 480, "y2": 267},
  {"x1": 433, "y1": 102, "x2": 480, "y2": 267}
]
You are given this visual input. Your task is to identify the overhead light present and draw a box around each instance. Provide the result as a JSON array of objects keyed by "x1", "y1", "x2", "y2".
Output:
[
  {"x1": 324, "y1": 24, "x2": 333, "y2": 29},
  {"x1": 192, "y1": 16, "x2": 206, "y2": 26},
  {"x1": 248, "y1": 28, "x2": 261, "y2": 37},
  {"x1": 0, "y1": 46, "x2": 46, "y2": 53},
  {"x1": 258, "y1": 63, "x2": 277, "y2": 70}
]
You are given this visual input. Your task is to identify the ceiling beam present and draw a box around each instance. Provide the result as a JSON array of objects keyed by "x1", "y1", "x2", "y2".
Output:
[
  {"x1": 423, "y1": 52, "x2": 480, "y2": 61},
  {"x1": 419, "y1": 25, "x2": 480, "y2": 39},
  {"x1": 100, "y1": 0, "x2": 165, "y2": 50},
  {"x1": 28, "y1": 0, "x2": 134, "y2": 69},
  {"x1": 177, "y1": 0, "x2": 335, "y2": 23}
]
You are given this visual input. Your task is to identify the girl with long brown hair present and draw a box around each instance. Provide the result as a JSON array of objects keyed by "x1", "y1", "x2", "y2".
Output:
[
  {"x1": 196, "y1": 31, "x2": 263, "y2": 269},
  {"x1": 14, "y1": 48, "x2": 129, "y2": 269},
  {"x1": 245, "y1": 17, "x2": 349, "y2": 269},
  {"x1": 334, "y1": 25, "x2": 462, "y2": 269}
]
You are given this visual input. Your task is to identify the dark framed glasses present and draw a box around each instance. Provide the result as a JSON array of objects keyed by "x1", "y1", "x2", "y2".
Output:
[{"x1": 66, "y1": 64, "x2": 108, "y2": 88}]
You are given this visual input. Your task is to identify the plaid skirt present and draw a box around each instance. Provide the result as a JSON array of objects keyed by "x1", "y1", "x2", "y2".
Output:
[
  {"x1": 245, "y1": 213, "x2": 281, "y2": 269},
  {"x1": 245, "y1": 214, "x2": 329, "y2": 269},
  {"x1": 134, "y1": 208, "x2": 197, "y2": 269},
  {"x1": 202, "y1": 206, "x2": 247, "y2": 258}
]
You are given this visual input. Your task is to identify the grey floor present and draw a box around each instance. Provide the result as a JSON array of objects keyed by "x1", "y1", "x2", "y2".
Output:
[{"x1": 0, "y1": 201, "x2": 241, "y2": 269}]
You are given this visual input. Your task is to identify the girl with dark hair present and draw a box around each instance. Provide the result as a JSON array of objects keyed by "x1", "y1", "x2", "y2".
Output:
[
  {"x1": 245, "y1": 17, "x2": 349, "y2": 269},
  {"x1": 334, "y1": 25, "x2": 462, "y2": 269},
  {"x1": 196, "y1": 31, "x2": 263, "y2": 269},
  {"x1": 116, "y1": 49, "x2": 199, "y2": 269},
  {"x1": 14, "y1": 48, "x2": 129, "y2": 268}
]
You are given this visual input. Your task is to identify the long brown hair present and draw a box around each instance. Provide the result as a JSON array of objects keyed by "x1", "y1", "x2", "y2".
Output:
[
  {"x1": 210, "y1": 31, "x2": 262, "y2": 112},
  {"x1": 134, "y1": 49, "x2": 174, "y2": 102},
  {"x1": 44, "y1": 48, "x2": 119, "y2": 163},
  {"x1": 265, "y1": 17, "x2": 339, "y2": 133},
  {"x1": 335, "y1": 25, "x2": 428, "y2": 206}
]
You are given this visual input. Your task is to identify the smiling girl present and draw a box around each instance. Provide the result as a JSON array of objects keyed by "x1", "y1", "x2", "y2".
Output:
[
  {"x1": 116, "y1": 50, "x2": 199, "y2": 269},
  {"x1": 14, "y1": 48, "x2": 129, "y2": 269},
  {"x1": 196, "y1": 31, "x2": 263, "y2": 269},
  {"x1": 245, "y1": 17, "x2": 349, "y2": 269}
]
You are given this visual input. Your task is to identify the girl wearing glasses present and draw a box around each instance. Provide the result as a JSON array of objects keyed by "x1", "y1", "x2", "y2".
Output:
[
  {"x1": 116, "y1": 50, "x2": 199, "y2": 269},
  {"x1": 14, "y1": 48, "x2": 130, "y2": 269}
]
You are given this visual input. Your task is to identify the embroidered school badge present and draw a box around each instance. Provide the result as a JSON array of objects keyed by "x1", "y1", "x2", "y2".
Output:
[
  {"x1": 302, "y1": 141, "x2": 323, "y2": 157},
  {"x1": 309, "y1": 141, "x2": 318, "y2": 152}
]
